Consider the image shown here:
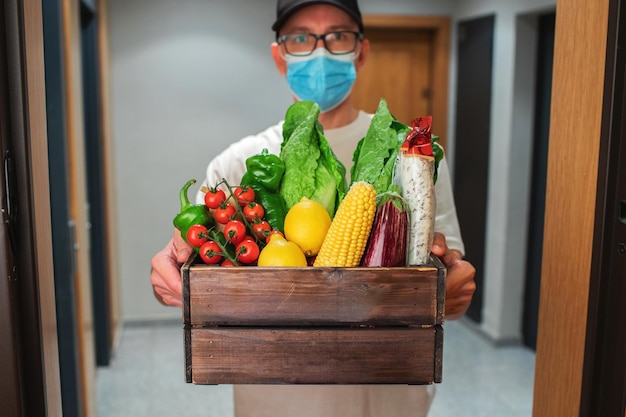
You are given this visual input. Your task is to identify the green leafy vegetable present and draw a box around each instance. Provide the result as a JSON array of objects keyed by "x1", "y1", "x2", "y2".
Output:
[
  {"x1": 350, "y1": 98, "x2": 410, "y2": 194},
  {"x1": 279, "y1": 101, "x2": 348, "y2": 218},
  {"x1": 351, "y1": 98, "x2": 445, "y2": 189},
  {"x1": 431, "y1": 134, "x2": 444, "y2": 184}
]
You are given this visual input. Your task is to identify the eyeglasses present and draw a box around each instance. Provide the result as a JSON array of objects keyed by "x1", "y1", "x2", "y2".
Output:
[{"x1": 276, "y1": 31, "x2": 363, "y2": 56}]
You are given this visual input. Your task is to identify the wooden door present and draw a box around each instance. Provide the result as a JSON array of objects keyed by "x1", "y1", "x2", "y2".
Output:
[
  {"x1": 352, "y1": 16, "x2": 449, "y2": 148},
  {"x1": 533, "y1": 0, "x2": 619, "y2": 415}
]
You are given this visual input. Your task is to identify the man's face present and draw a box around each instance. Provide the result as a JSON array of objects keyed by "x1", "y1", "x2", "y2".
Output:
[{"x1": 272, "y1": 4, "x2": 367, "y2": 76}]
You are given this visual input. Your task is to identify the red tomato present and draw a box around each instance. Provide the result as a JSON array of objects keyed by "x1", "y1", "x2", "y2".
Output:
[
  {"x1": 223, "y1": 220, "x2": 246, "y2": 245},
  {"x1": 204, "y1": 188, "x2": 226, "y2": 209},
  {"x1": 243, "y1": 202, "x2": 264, "y2": 221},
  {"x1": 220, "y1": 259, "x2": 235, "y2": 267},
  {"x1": 199, "y1": 240, "x2": 222, "y2": 264},
  {"x1": 265, "y1": 229, "x2": 284, "y2": 244},
  {"x1": 214, "y1": 202, "x2": 236, "y2": 224},
  {"x1": 186, "y1": 224, "x2": 209, "y2": 247},
  {"x1": 234, "y1": 186, "x2": 255, "y2": 206},
  {"x1": 236, "y1": 239, "x2": 260, "y2": 264},
  {"x1": 251, "y1": 220, "x2": 271, "y2": 241}
]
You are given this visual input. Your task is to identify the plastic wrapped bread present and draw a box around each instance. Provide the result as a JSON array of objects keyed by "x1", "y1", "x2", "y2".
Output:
[{"x1": 398, "y1": 116, "x2": 436, "y2": 266}]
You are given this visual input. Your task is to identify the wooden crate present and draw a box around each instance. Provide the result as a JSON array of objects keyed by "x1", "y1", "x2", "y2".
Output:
[{"x1": 182, "y1": 252, "x2": 446, "y2": 385}]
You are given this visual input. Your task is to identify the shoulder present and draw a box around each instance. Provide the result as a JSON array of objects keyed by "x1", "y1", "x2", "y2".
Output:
[
  {"x1": 203, "y1": 122, "x2": 285, "y2": 189},
  {"x1": 222, "y1": 122, "x2": 284, "y2": 157}
]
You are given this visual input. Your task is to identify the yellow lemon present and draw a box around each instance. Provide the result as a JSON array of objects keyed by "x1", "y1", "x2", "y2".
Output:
[
  {"x1": 257, "y1": 234, "x2": 307, "y2": 267},
  {"x1": 283, "y1": 197, "x2": 331, "y2": 256}
]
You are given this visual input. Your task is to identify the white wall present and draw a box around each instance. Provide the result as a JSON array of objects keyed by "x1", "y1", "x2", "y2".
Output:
[
  {"x1": 108, "y1": 0, "x2": 289, "y2": 321},
  {"x1": 107, "y1": 0, "x2": 556, "y2": 343}
]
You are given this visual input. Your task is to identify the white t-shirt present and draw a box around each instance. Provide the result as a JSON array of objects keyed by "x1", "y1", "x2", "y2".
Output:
[{"x1": 198, "y1": 110, "x2": 465, "y2": 254}]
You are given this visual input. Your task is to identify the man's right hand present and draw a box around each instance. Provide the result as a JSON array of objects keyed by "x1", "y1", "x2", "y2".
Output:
[{"x1": 150, "y1": 230, "x2": 193, "y2": 308}]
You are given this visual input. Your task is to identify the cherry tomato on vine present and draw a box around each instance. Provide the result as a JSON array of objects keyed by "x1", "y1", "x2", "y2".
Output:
[
  {"x1": 223, "y1": 220, "x2": 246, "y2": 245},
  {"x1": 236, "y1": 238, "x2": 260, "y2": 264},
  {"x1": 234, "y1": 186, "x2": 255, "y2": 206},
  {"x1": 251, "y1": 220, "x2": 271, "y2": 241},
  {"x1": 265, "y1": 229, "x2": 284, "y2": 244},
  {"x1": 186, "y1": 224, "x2": 209, "y2": 247},
  {"x1": 199, "y1": 240, "x2": 223, "y2": 265},
  {"x1": 220, "y1": 259, "x2": 235, "y2": 267},
  {"x1": 214, "y1": 202, "x2": 236, "y2": 224},
  {"x1": 204, "y1": 188, "x2": 226, "y2": 209},
  {"x1": 243, "y1": 202, "x2": 264, "y2": 221}
]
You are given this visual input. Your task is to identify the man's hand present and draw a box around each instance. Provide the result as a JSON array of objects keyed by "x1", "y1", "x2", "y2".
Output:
[
  {"x1": 431, "y1": 232, "x2": 476, "y2": 321},
  {"x1": 150, "y1": 230, "x2": 193, "y2": 308}
]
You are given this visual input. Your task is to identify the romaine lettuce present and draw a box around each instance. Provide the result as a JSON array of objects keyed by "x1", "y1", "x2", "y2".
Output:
[{"x1": 279, "y1": 101, "x2": 348, "y2": 218}]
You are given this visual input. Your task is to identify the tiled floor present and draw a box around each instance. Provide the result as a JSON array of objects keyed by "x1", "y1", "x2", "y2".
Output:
[{"x1": 97, "y1": 319, "x2": 535, "y2": 417}]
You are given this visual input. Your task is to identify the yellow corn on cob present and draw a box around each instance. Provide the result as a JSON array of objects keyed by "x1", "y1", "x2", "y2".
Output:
[{"x1": 313, "y1": 181, "x2": 376, "y2": 267}]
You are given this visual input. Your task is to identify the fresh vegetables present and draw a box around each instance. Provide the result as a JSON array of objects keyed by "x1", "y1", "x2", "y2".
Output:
[
  {"x1": 314, "y1": 182, "x2": 377, "y2": 267},
  {"x1": 242, "y1": 148, "x2": 285, "y2": 191},
  {"x1": 360, "y1": 191, "x2": 409, "y2": 267},
  {"x1": 350, "y1": 98, "x2": 410, "y2": 194},
  {"x1": 399, "y1": 116, "x2": 437, "y2": 266},
  {"x1": 279, "y1": 101, "x2": 348, "y2": 218},
  {"x1": 240, "y1": 149, "x2": 288, "y2": 232},
  {"x1": 350, "y1": 98, "x2": 411, "y2": 267},
  {"x1": 203, "y1": 187, "x2": 226, "y2": 209},
  {"x1": 173, "y1": 179, "x2": 212, "y2": 247},
  {"x1": 175, "y1": 100, "x2": 445, "y2": 268},
  {"x1": 175, "y1": 179, "x2": 276, "y2": 266}
]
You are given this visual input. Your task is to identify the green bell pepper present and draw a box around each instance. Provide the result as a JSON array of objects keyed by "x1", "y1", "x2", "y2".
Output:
[
  {"x1": 244, "y1": 148, "x2": 285, "y2": 192},
  {"x1": 240, "y1": 149, "x2": 288, "y2": 232},
  {"x1": 173, "y1": 179, "x2": 212, "y2": 243}
]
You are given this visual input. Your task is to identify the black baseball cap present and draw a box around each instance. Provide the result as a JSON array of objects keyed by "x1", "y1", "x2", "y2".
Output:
[{"x1": 272, "y1": 0, "x2": 364, "y2": 33}]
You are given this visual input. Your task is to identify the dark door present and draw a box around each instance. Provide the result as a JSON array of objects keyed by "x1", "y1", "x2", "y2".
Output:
[
  {"x1": 523, "y1": 12, "x2": 556, "y2": 350},
  {"x1": 42, "y1": 1, "x2": 84, "y2": 416},
  {"x1": 453, "y1": 15, "x2": 495, "y2": 323},
  {"x1": 80, "y1": 0, "x2": 111, "y2": 367}
]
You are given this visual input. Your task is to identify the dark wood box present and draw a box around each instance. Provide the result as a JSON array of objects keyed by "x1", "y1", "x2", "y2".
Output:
[{"x1": 182, "y1": 253, "x2": 446, "y2": 385}]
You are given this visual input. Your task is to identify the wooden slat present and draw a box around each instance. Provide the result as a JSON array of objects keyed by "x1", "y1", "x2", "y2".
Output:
[
  {"x1": 185, "y1": 258, "x2": 444, "y2": 327},
  {"x1": 189, "y1": 326, "x2": 440, "y2": 385}
]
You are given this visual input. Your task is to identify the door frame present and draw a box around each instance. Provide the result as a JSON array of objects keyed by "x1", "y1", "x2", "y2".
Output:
[
  {"x1": 580, "y1": 0, "x2": 626, "y2": 413},
  {"x1": 2, "y1": 0, "x2": 62, "y2": 415},
  {"x1": 362, "y1": 15, "x2": 449, "y2": 149},
  {"x1": 533, "y1": 0, "x2": 622, "y2": 415}
]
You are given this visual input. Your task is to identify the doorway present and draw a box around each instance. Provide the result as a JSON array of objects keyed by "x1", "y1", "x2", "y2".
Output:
[
  {"x1": 80, "y1": 0, "x2": 112, "y2": 368},
  {"x1": 352, "y1": 15, "x2": 450, "y2": 147},
  {"x1": 523, "y1": 11, "x2": 556, "y2": 350},
  {"x1": 42, "y1": 1, "x2": 83, "y2": 415},
  {"x1": 452, "y1": 15, "x2": 495, "y2": 324}
]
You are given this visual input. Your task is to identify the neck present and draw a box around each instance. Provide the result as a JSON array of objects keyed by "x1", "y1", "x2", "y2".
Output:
[{"x1": 317, "y1": 98, "x2": 359, "y2": 130}]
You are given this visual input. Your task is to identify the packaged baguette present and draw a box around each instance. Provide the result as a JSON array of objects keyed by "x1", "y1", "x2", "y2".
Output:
[{"x1": 398, "y1": 116, "x2": 436, "y2": 265}]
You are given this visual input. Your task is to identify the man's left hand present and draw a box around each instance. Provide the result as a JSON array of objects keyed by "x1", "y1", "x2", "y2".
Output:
[{"x1": 431, "y1": 232, "x2": 477, "y2": 321}]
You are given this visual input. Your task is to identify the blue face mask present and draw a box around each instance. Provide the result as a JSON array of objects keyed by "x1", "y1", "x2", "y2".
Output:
[{"x1": 285, "y1": 48, "x2": 357, "y2": 112}]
